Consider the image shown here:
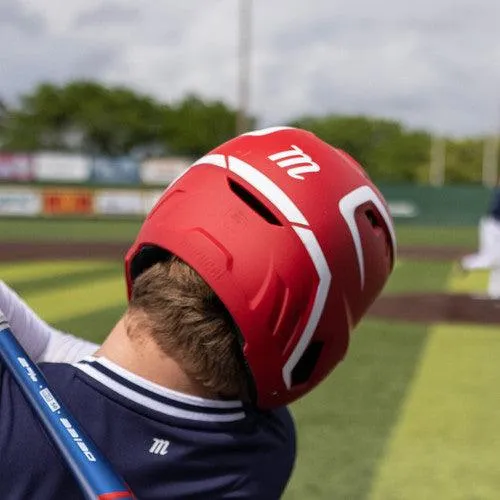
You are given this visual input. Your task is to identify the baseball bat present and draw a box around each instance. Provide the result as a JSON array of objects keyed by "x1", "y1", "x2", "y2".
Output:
[{"x1": 0, "y1": 312, "x2": 135, "y2": 500}]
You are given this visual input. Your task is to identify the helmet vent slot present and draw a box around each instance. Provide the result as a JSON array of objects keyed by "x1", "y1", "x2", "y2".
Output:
[
  {"x1": 290, "y1": 341, "x2": 324, "y2": 387},
  {"x1": 228, "y1": 179, "x2": 282, "y2": 226}
]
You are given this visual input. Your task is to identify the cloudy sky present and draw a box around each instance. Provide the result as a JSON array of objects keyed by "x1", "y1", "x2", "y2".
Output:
[{"x1": 2, "y1": 0, "x2": 500, "y2": 136}]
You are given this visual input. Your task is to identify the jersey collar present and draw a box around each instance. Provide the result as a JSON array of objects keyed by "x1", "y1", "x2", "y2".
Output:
[{"x1": 75, "y1": 356, "x2": 246, "y2": 423}]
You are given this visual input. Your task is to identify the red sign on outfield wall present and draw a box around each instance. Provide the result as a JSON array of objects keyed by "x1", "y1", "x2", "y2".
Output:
[{"x1": 43, "y1": 190, "x2": 93, "y2": 215}]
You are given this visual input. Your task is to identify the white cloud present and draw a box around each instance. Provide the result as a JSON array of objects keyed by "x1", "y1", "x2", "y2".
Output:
[{"x1": 2, "y1": 0, "x2": 500, "y2": 136}]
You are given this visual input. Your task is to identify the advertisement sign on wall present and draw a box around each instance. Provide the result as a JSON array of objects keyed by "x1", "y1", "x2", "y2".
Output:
[
  {"x1": 43, "y1": 189, "x2": 93, "y2": 215},
  {"x1": 0, "y1": 155, "x2": 33, "y2": 181},
  {"x1": 140, "y1": 157, "x2": 191, "y2": 185},
  {"x1": 91, "y1": 157, "x2": 141, "y2": 184},
  {"x1": 142, "y1": 190, "x2": 164, "y2": 214},
  {"x1": 94, "y1": 190, "x2": 143, "y2": 216},
  {"x1": 387, "y1": 201, "x2": 419, "y2": 218},
  {"x1": 0, "y1": 188, "x2": 41, "y2": 216},
  {"x1": 33, "y1": 153, "x2": 91, "y2": 182}
]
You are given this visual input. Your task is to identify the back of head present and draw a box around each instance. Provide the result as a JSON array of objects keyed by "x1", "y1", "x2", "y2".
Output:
[
  {"x1": 128, "y1": 257, "x2": 249, "y2": 400},
  {"x1": 126, "y1": 126, "x2": 396, "y2": 409}
]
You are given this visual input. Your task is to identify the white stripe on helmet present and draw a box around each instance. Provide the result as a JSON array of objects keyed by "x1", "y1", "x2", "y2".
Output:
[{"x1": 241, "y1": 126, "x2": 295, "y2": 136}]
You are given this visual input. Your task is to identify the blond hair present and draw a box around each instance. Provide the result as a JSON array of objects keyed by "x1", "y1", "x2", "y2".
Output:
[{"x1": 127, "y1": 256, "x2": 250, "y2": 401}]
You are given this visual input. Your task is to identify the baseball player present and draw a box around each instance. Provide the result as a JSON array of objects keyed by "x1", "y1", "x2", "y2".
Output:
[
  {"x1": 460, "y1": 186, "x2": 500, "y2": 297},
  {"x1": 0, "y1": 127, "x2": 396, "y2": 499}
]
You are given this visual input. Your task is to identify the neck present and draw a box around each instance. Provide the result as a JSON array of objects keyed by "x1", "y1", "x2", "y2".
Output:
[{"x1": 95, "y1": 316, "x2": 217, "y2": 399}]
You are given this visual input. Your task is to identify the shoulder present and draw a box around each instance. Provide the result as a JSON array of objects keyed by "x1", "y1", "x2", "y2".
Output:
[
  {"x1": 491, "y1": 188, "x2": 500, "y2": 204},
  {"x1": 263, "y1": 407, "x2": 297, "y2": 488},
  {"x1": 235, "y1": 406, "x2": 296, "y2": 498},
  {"x1": 255, "y1": 406, "x2": 296, "y2": 451},
  {"x1": 0, "y1": 362, "x2": 83, "y2": 499}
]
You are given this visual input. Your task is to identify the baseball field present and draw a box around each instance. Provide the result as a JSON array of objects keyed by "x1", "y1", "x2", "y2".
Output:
[{"x1": 0, "y1": 218, "x2": 498, "y2": 499}]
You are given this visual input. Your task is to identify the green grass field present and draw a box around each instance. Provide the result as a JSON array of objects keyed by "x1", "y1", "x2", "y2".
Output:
[
  {"x1": 1, "y1": 218, "x2": 498, "y2": 499},
  {"x1": 0, "y1": 217, "x2": 479, "y2": 247}
]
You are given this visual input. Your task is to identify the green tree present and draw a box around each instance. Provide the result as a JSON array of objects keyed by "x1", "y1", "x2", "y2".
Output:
[
  {"x1": 165, "y1": 94, "x2": 250, "y2": 158},
  {"x1": 290, "y1": 114, "x2": 431, "y2": 182},
  {"x1": 1, "y1": 81, "x2": 168, "y2": 156},
  {"x1": 444, "y1": 139, "x2": 483, "y2": 184},
  {"x1": 1, "y1": 83, "x2": 246, "y2": 158},
  {"x1": 0, "y1": 98, "x2": 8, "y2": 146}
]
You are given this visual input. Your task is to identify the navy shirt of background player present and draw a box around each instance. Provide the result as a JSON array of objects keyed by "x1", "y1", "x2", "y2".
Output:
[
  {"x1": 0, "y1": 356, "x2": 296, "y2": 499},
  {"x1": 488, "y1": 187, "x2": 500, "y2": 221}
]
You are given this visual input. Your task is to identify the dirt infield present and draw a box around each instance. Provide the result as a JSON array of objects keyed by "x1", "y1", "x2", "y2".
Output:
[
  {"x1": 395, "y1": 245, "x2": 468, "y2": 261},
  {"x1": 0, "y1": 242, "x2": 129, "y2": 261},
  {"x1": 370, "y1": 293, "x2": 500, "y2": 324},
  {"x1": 2, "y1": 241, "x2": 496, "y2": 325}
]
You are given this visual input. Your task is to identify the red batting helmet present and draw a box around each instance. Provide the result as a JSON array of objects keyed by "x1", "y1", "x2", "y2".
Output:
[{"x1": 125, "y1": 127, "x2": 396, "y2": 409}]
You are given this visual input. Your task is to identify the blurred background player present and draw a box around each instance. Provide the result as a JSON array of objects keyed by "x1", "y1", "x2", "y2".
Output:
[
  {"x1": 0, "y1": 127, "x2": 395, "y2": 499},
  {"x1": 460, "y1": 184, "x2": 500, "y2": 298}
]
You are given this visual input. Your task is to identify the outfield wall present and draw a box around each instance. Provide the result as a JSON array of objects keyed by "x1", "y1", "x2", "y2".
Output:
[
  {"x1": 382, "y1": 185, "x2": 491, "y2": 226},
  {"x1": 0, "y1": 184, "x2": 492, "y2": 225}
]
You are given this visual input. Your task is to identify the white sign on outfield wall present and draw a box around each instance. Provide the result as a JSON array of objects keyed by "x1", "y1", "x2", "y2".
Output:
[
  {"x1": 32, "y1": 152, "x2": 91, "y2": 182},
  {"x1": 140, "y1": 158, "x2": 191, "y2": 185},
  {"x1": 142, "y1": 190, "x2": 164, "y2": 214},
  {"x1": 387, "y1": 201, "x2": 419, "y2": 218},
  {"x1": 94, "y1": 190, "x2": 144, "y2": 216},
  {"x1": 0, "y1": 188, "x2": 42, "y2": 216}
]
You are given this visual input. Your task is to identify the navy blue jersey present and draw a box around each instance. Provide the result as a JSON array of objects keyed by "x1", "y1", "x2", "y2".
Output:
[
  {"x1": 0, "y1": 356, "x2": 296, "y2": 499},
  {"x1": 488, "y1": 188, "x2": 500, "y2": 221}
]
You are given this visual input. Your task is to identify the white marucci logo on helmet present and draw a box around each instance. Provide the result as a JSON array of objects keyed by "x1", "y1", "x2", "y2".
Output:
[
  {"x1": 268, "y1": 145, "x2": 320, "y2": 180},
  {"x1": 149, "y1": 438, "x2": 170, "y2": 456}
]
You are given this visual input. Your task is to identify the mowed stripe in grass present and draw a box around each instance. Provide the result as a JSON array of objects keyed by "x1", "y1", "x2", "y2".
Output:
[
  {"x1": 0, "y1": 218, "x2": 141, "y2": 242},
  {"x1": 369, "y1": 268, "x2": 500, "y2": 500},
  {"x1": 394, "y1": 226, "x2": 477, "y2": 247},
  {"x1": 0, "y1": 219, "x2": 477, "y2": 247},
  {"x1": 19, "y1": 266, "x2": 126, "y2": 324},
  {"x1": 285, "y1": 260, "x2": 453, "y2": 499},
  {"x1": 449, "y1": 267, "x2": 489, "y2": 294},
  {"x1": 7, "y1": 263, "x2": 122, "y2": 296},
  {"x1": 383, "y1": 260, "x2": 452, "y2": 294},
  {"x1": 1, "y1": 259, "x2": 126, "y2": 350},
  {"x1": 54, "y1": 304, "x2": 127, "y2": 344},
  {"x1": 0, "y1": 260, "x2": 115, "y2": 284}
]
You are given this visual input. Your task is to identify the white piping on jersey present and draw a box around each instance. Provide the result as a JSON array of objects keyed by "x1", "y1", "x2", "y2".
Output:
[
  {"x1": 75, "y1": 357, "x2": 245, "y2": 422},
  {"x1": 92, "y1": 356, "x2": 242, "y2": 409},
  {"x1": 186, "y1": 154, "x2": 332, "y2": 390}
]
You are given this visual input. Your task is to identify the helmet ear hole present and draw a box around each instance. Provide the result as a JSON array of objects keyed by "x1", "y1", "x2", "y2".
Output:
[
  {"x1": 290, "y1": 341, "x2": 324, "y2": 387},
  {"x1": 365, "y1": 208, "x2": 381, "y2": 229},
  {"x1": 130, "y1": 245, "x2": 171, "y2": 283}
]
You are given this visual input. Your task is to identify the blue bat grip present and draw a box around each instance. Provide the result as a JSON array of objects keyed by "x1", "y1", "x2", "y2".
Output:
[{"x1": 0, "y1": 316, "x2": 135, "y2": 500}]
